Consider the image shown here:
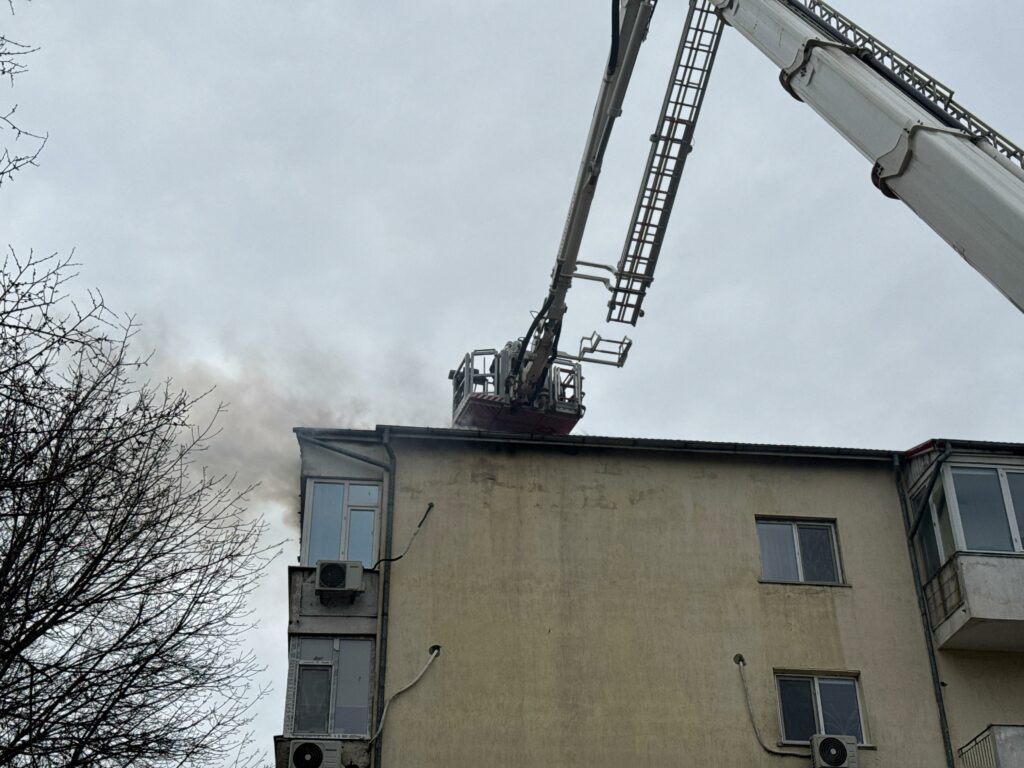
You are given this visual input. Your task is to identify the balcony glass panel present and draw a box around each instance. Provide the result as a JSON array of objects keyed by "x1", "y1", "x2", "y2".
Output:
[
  {"x1": 295, "y1": 666, "x2": 331, "y2": 733},
  {"x1": 334, "y1": 639, "x2": 372, "y2": 736},
  {"x1": 309, "y1": 482, "x2": 344, "y2": 564},
  {"x1": 952, "y1": 468, "x2": 1013, "y2": 552}
]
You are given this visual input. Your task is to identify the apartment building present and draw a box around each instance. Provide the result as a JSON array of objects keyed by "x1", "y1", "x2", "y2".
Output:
[{"x1": 273, "y1": 426, "x2": 1024, "y2": 768}]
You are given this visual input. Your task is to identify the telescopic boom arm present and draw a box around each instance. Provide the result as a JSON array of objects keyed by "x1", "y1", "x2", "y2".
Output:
[
  {"x1": 712, "y1": 0, "x2": 1024, "y2": 312},
  {"x1": 451, "y1": 0, "x2": 1024, "y2": 436},
  {"x1": 515, "y1": 0, "x2": 656, "y2": 399}
]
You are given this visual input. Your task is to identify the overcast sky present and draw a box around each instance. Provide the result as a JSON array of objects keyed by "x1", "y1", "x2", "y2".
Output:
[{"x1": 5, "y1": 0, "x2": 1024, "y2": 760}]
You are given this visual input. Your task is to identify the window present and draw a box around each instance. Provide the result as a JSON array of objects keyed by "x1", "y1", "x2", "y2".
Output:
[
  {"x1": 776, "y1": 674, "x2": 865, "y2": 744},
  {"x1": 293, "y1": 636, "x2": 374, "y2": 737},
  {"x1": 950, "y1": 467, "x2": 1023, "y2": 553},
  {"x1": 757, "y1": 520, "x2": 841, "y2": 584},
  {"x1": 915, "y1": 465, "x2": 1024, "y2": 578},
  {"x1": 303, "y1": 480, "x2": 381, "y2": 567}
]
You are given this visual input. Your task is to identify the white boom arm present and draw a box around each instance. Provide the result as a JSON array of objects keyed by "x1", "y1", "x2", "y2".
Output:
[
  {"x1": 518, "y1": 0, "x2": 655, "y2": 396},
  {"x1": 711, "y1": 0, "x2": 1024, "y2": 311}
]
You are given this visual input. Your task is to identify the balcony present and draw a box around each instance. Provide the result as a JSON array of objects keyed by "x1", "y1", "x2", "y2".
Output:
[
  {"x1": 958, "y1": 725, "x2": 1024, "y2": 768},
  {"x1": 925, "y1": 552, "x2": 1024, "y2": 651}
]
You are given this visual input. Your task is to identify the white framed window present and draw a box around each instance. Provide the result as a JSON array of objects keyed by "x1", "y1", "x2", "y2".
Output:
[
  {"x1": 917, "y1": 464, "x2": 1024, "y2": 577},
  {"x1": 302, "y1": 479, "x2": 381, "y2": 567},
  {"x1": 756, "y1": 519, "x2": 842, "y2": 584},
  {"x1": 293, "y1": 636, "x2": 374, "y2": 737},
  {"x1": 776, "y1": 674, "x2": 865, "y2": 744},
  {"x1": 946, "y1": 465, "x2": 1024, "y2": 553}
]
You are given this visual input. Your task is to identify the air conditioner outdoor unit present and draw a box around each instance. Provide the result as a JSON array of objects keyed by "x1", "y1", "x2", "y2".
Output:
[
  {"x1": 810, "y1": 734, "x2": 859, "y2": 768},
  {"x1": 315, "y1": 560, "x2": 364, "y2": 599},
  {"x1": 289, "y1": 739, "x2": 342, "y2": 768}
]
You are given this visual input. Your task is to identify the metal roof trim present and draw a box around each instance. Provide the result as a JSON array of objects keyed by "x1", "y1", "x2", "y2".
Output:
[{"x1": 295, "y1": 425, "x2": 898, "y2": 461}]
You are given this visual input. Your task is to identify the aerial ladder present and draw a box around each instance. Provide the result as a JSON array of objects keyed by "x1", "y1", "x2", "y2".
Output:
[{"x1": 450, "y1": 0, "x2": 1024, "y2": 435}]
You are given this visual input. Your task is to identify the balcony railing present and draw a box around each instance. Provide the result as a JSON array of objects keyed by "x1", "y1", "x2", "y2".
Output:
[
  {"x1": 958, "y1": 725, "x2": 1024, "y2": 768},
  {"x1": 959, "y1": 728, "x2": 997, "y2": 768},
  {"x1": 924, "y1": 556, "x2": 963, "y2": 629}
]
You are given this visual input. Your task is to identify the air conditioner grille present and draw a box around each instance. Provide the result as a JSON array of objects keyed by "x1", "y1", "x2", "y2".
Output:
[
  {"x1": 818, "y1": 736, "x2": 848, "y2": 766},
  {"x1": 319, "y1": 563, "x2": 346, "y2": 588},
  {"x1": 291, "y1": 742, "x2": 324, "y2": 768},
  {"x1": 810, "y1": 734, "x2": 857, "y2": 768}
]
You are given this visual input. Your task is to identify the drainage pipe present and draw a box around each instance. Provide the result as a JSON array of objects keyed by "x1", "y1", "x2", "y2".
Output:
[
  {"x1": 373, "y1": 428, "x2": 397, "y2": 768},
  {"x1": 893, "y1": 455, "x2": 954, "y2": 768}
]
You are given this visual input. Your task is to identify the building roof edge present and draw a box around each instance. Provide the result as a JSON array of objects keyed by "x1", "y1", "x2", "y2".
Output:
[{"x1": 294, "y1": 425, "x2": 903, "y2": 461}]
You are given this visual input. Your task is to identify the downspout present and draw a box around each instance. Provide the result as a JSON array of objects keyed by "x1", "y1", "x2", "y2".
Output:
[
  {"x1": 373, "y1": 427, "x2": 397, "y2": 768},
  {"x1": 893, "y1": 454, "x2": 954, "y2": 768}
]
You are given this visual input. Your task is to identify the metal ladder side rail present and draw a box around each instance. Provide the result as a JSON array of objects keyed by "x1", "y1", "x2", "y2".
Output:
[
  {"x1": 793, "y1": 0, "x2": 1024, "y2": 171},
  {"x1": 609, "y1": 7, "x2": 721, "y2": 321},
  {"x1": 607, "y1": 0, "x2": 725, "y2": 325}
]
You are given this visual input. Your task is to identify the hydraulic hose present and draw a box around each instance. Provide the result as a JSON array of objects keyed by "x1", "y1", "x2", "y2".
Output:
[{"x1": 608, "y1": 0, "x2": 621, "y2": 76}]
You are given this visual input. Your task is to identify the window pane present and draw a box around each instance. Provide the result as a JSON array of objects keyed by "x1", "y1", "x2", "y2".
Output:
[
  {"x1": 758, "y1": 522, "x2": 799, "y2": 581},
  {"x1": 348, "y1": 484, "x2": 379, "y2": 506},
  {"x1": 347, "y1": 509, "x2": 376, "y2": 568},
  {"x1": 818, "y1": 678, "x2": 863, "y2": 743},
  {"x1": 932, "y1": 485, "x2": 955, "y2": 561},
  {"x1": 952, "y1": 468, "x2": 1013, "y2": 551},
  {"x1": 778, "y1": 677, "x2": 816, "y2": 742},
  {"x1": 915, "y1": 524, "x2": 941, "y2": 581},
  {"x1": 308, "y1": 483, "x2": 344, "y2": 564},
  {"x1": 1007, "y1": 472, "x2": 1024, "y2": 548},
  {"x1": 334, "y1": 640, "x2": 373, "y2": 736},
  {"x1": 299, "y1": 637, "x2": 334, "y2": 662},
  {"x1": 798, "y1": 525, "x2": 838, "y2": 583},
  {"x1": 295, "y1": 666, "x2": 331, "y2": 733}
]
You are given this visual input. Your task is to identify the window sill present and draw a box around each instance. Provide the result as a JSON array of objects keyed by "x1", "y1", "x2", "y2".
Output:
[
  {"x1": 949, "y1": 549, "x2": 1024, "y2": 560},
  {"x1": 759, "y1": 579, "x2": 851, "y2": 588},
  {"x1": 779, "y1": 741, "x2": 875, "y2": 750}
]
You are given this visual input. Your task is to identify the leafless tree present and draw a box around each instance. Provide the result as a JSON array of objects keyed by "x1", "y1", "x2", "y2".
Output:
[
  {"x1": 0, "y1": 250, "x2": 275, "y2": 768},
  {"x1": 1, "y1": 5, "x2": 48, "y2": 187}
]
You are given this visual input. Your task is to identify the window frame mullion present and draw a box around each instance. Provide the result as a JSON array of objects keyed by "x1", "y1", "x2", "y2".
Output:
[
  {"x1": 328, "y1": 639, "x2": 341, "y2": 735},
  {"x1": 927, "y1": 492, "x2": 946, "y2": 563},
  {"x1": 943, "y1": 465, "x2": 969, "y2": 553},
  {"x1": 791, "y1": 523, "x2": 805, "y2": 582},
  {"x1": 999, "y1": 468, "x2": 1024, "y2": 552},
  {"x1": 339, "y1": 489, "x2": 351, "y2": 561},
  {"x1": 812, "y1": 677, "x2": 825, "y2": 736}
]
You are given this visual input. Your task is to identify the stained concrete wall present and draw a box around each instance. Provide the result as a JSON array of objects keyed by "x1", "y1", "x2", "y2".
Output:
[
  {"x1": 372, "y1": 438, "x2": 946, "y2": 767},
  {"x1": 937, "y1": 649, "x2": 1024, "y2": 763}
]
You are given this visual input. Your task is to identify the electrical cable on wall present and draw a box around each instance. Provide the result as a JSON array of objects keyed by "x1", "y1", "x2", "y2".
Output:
[
  {"x1": 369, "y1": 645, "x2": 442, "y2": 745},
  {"x1": 733, "y1": 654, "x2": 810, "y2": 759},
  {"x1": 372, "y1": 502, "x2": 434, "y2": 570}
]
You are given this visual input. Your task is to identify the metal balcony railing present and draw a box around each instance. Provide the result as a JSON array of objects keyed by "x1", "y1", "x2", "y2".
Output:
[
  {"x1": 923, "y1": 555, "x2": 962, "y2": 629},
  {"x1": 959, "y1": 728, "x2": 997, "y2": 768}
]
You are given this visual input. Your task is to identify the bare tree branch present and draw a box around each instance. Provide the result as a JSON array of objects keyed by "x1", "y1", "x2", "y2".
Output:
[
  {"x1": 1, "y1": 27, "x2": 47, "y2": 186},
  {"x1": 0, "y1": 251, "x2": 277, "y2": 768}
]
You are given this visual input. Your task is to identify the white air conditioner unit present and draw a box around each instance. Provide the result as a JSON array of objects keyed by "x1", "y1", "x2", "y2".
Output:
[
  {"x1": 810, "y1": 734, "x2": 859, "y2": 768},
  {"x1": 315, "y1": 560, "x2": 364, "y2": 599},
  {"x1": 289, "y1": 739, "x2": 342, "y2": 768}
]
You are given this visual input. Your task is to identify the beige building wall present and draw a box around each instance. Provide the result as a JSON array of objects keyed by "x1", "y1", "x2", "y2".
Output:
[
  {"x1": 372, "y1": 437, "x2": 947, "y2": 767},
  {"x1": 938, "y1": 650, "x2": 1024, "y2": 760}
]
